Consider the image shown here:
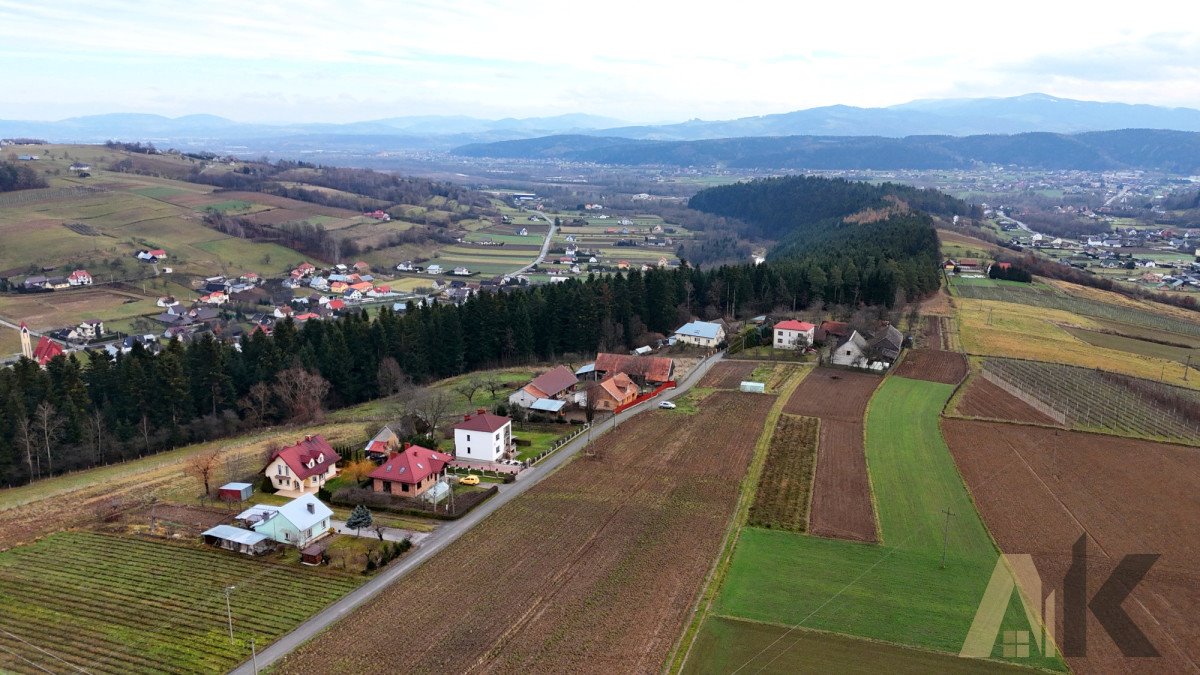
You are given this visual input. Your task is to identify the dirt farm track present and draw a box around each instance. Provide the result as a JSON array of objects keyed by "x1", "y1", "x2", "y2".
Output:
[
  {"x1": 276, "y1": 391, "x2": 775, "y2": 674},
  {"x1": 783, "y1": 368, "x2": 881, "y2": 542},
  {"x1": 944, "y1": 419, "x2": 1200, "y2": 674}
]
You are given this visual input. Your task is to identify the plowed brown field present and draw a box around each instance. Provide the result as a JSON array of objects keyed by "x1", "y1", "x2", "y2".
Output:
[
  {"x1": 944, "y1": 420, "x2": 1200, "y2": 674},
  {"x1": 955, "y1": 376, "x2": 1061, "y2": 426},
  {"x1": 277, "y1": 391, "x2": 775, "y2": 674},
  {"x1": 893, "y1": 349, "x2": 968, "y2": 384},
  {"x1": 698, "y1": 360, "x2": 758, "y2": 389},
  {"x1": 782, "y1": 368, "x2": 881, "y2": 542}
]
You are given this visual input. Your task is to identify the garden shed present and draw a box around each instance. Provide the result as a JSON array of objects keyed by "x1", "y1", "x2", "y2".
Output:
[{"x1": 217, "y1": 482, "x2": 253, "y2": 502}]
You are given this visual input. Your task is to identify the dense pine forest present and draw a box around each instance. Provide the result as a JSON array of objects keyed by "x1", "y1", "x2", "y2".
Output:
[{"x1": 0, "y1": 175, "x2": 961, "y2": 487}]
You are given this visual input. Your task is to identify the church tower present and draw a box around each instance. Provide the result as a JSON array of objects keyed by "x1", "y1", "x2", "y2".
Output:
[{"x1": 19, "y1": 321, "x2": 32, "y2": 360}]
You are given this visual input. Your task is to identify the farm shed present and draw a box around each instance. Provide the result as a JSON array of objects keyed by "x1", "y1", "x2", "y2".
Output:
[
  {"x1": 301, "y1": 539, "x2": 332, "y2": 565},
  {"x1": 739, "y1": 381, "x2": 766, "y2": 393},
  {"x1": 202, "y1": 525, "x2": 272, "y2": 556},
  {"x1": 217, "y1": 482, "x2": 253, "y2": 502}
]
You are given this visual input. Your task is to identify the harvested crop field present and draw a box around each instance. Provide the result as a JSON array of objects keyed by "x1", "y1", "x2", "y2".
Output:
[
  {"x1": 782, "y1": 368, "x2": 880, "y2": 542},
  {"x1": 748, "y1": 414, "x2": 818, "y2": 532},
  {"x1": 699, "y1": 360, "x2": 759, "y2": 389},
  {"x1": 954, "y1": 375, "x2": 1061, "y2": 426},
  {"x1": 893, "y1": 349, "x2": 968, "y2": 384},
  {"x1": 277, "y1": 391, "x2": 775, "y2": 674},
  {"x1": 944, "y1": 420, "x2": 1200, "y2": 674}
]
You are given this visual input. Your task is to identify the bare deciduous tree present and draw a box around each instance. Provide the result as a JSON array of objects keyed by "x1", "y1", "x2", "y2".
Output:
[
  {"x1": 273, "y1": 367, "x2": 331, "y2": 422},
  {"x1": 14, "y1": 416, "x2": 37, "y2": 479},
  {"x1": 238, "y1": 381, "x2": 274, "y2": 425},
  {"x1": 453, "y1": 377, "x2": 484, "y2": 405},
  {"x1": 481, "y1": 376, "x2": 507, "y2": 400},
  {"x1": 32, "y1": 402, "x2": 64, "y2": 476},
  {"x1": 376, "y1": 357, "x2": 409, "y2": 397},
  {"x1": 184, "y1": 449, "x2": 222, "y2": 497},
  {"x1": 412, "y1": 391, "x2": 453, "y2": 434}
]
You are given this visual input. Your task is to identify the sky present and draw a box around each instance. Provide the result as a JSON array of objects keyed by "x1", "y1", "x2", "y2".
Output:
[{"x1": 1, "y1": 0, "x2": 1199, "y2": 123}]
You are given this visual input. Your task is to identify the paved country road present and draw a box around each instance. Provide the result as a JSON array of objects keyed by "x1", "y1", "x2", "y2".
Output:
[
  {"x1": 510, "y1": 212, "x2": 557, "y2": 276},
  {"x1": 233, "y1": 351, "x2": 724, "y2": 674}
]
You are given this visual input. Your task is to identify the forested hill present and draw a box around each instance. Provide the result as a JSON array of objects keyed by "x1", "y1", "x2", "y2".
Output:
[
  {"x1": 689, "y1": 175, "x2": 966, "y2": 304},
  {"x1": 455, "y1": 128, "x2": 1200, "y2": 172},
  {"x1": 687, "y1": 175, "x2": 969, "y2": 240}
]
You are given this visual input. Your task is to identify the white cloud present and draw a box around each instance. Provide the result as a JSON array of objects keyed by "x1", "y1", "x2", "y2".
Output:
[{"x1": 0, "y1": 0, "x2": 1198, "y2": 121}]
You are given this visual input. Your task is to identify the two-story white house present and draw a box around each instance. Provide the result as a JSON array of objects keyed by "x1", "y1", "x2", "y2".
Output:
[
  {"x1": 673, "y1": 320, "x2": 725, "y2": 347},
  {"x1": 453, "y1": 409, "x2": 513, "y2": 462},
  {"x1": 773, "y1": 320, "x2": 815, "y2": 350},
  {"x1": 263, "y1": 435, "x2": 341, "y2": 495}
]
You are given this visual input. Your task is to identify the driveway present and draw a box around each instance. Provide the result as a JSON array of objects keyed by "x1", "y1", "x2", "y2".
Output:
[{"x1": 329, "y1": 519, "x2": 430, "y2": 545}]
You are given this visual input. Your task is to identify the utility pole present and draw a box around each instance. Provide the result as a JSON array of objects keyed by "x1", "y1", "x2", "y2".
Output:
[
  {"x1": 940, "y1": 508, "x2": 955, "y2": 569},
  {"x1": 224, "y1": 585, "x2": 236, "y2": 644},
  {"x1": 1185, "y1": 355, "x2": 1192, "y2": 382},
  {"x1": 251, "y1": 637, "x2": 258, "y2": 674}
]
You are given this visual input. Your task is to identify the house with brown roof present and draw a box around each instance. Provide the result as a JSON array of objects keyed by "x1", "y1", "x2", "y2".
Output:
[
  {"x1": 453, "y1": 409, "x2": 513, "y2": 462},
  {"x1": 594, "y1": 352, "x2": 673, "y2": 384},
  {"x1": 364, "y1": 426, "x2": 400, "y2": 459},
  {"x1": 591, "y1": 372, "x2": 639, "y2": 411},
  {"x1": 815, "y1": 320, "x2": 851, "y2": 344},
  {"x1": 508, "y1": 365, "x2": 578, "y2": 408},
  {"x1": 369, "y1": 443, "x2": 452, "y2": 497},
  {"x1": 263, "y1": 435, "x2": 341, "y2": 496}
]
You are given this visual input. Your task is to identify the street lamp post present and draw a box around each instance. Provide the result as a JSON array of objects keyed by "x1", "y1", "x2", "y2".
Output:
[{"x1": 224, "y1": 585, "x2": 236, "y2": 643}]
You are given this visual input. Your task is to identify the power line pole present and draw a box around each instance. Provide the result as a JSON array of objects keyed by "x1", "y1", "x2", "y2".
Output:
[
  {"x1": 251, "y1": 637, "x2": 258, "y2": 674},
  {"x1": 224, "y1": 585, "x2": 236, "y2": 644},
  {"x1": 940, "y1": 508, "x2": 955, "y2": 569},
  {"x1": 1185, "y1": 355, "x2": 1192, "y2": 382}
]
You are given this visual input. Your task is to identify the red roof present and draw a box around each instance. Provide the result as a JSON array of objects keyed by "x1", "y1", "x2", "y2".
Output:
[
  {"x1": 32, "y1": 336, "x2": 63, "y2": 366},
  {"x1": 68, "y1": 269, "x2": 90, "y2": 280},
  {"x1": 148, "y1": 249, "x2": 166, "y2": 257},
  {"x1": 268, "y1": 435, "x2": 341, "y2": 480},
  {"x1": 328, "y1": 299, "x2": 345, "y2": 310},
  {"x1": 775, "y1": 320, "x2": 815, "y2": 332},
  {"x1": 527, "y1": 365, "x2": 577, "y2": 398},
  {"x1": 454, "y1": 410, "x2": 511, "y2": 433},
  {"x1": 594, "y1": 353, "x2": 673, "y2": 383},
  {"x1": 368, "y1": 445, "x2": 451, "y2": 485}
]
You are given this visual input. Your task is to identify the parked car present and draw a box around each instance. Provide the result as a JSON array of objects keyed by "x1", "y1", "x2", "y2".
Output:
[
  {"x1": 658, "y1": 400, "x2": 677, "y2": 409},
  {"x1": 459, "y1": 475, "x2": 481, "y2": 486}
]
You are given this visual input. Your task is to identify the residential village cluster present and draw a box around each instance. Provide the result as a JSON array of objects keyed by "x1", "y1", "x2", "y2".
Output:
[{"x1": 172, "y1": 313, "x2": 905, "y2": 563}]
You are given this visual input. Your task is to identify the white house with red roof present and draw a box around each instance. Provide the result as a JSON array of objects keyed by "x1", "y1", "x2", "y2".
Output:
[
  {"x1": 369, "y1": 443, "x2": 452, "y2": 497},
  {"x1": 67, "y1": 269, "x2": 92, "y2": 286},
  {"x1": 453, "y1": 409, "x2": 513, "y2": 462},
  {"x1": 200, "y1": 290, "x2": 228, "y2": 306},
  {"x1": 773, "y1": 320, "x2": 815, "y2": 350},
  {"x1": 263, "y1": 434, "x2": 341, "y2": 495}
]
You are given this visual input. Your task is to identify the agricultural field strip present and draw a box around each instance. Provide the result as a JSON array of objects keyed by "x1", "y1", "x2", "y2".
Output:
[
  {"x1": 0, "y1": 532, "x2": 361, "y2": 673},
  {"x1": 951, "y1": 283, "x2": 1200, "y2": 338},
  {"x1": 706, "y1": 376, "x2": 1063, "y2": 669},
  {"x1": 981, "y1": 357, "x2": 1200, "y2": 444}
]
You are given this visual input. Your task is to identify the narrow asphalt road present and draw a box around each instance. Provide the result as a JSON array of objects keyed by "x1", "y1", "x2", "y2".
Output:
[
  {"x1": 510, "y1": 212, "x2": 557, "y2": 276},
  {"x1": 233, "y1": 351, "x2": 724, "y2": 674}
]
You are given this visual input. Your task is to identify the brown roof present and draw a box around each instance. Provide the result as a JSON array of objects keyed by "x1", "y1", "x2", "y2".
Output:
[
  {"x1": 454, "y1": 410, "x2": 511, "y2": 433},
  {"x1": 527, "y1": 365, "x2": 577, "y2": 398},
  {"x1": 269, "y1": 435, "x2": 341, "y2": 480},
  {"x1": 599, "y1": 372, "x2": 639, "y2": 402},
  {"x1": 369, "y1": 444, "x2": 451, "y2": 485},
  {"x1": 818, "y1": 321, "x2": 851, "y2": 340},
  {"x1": 594, "y1": 353, "x2": 673, "y2": 383}
]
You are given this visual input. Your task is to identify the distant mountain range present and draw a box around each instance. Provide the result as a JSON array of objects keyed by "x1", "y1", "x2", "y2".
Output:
[
  {"x1": 455, "y1": 129, "x2": 1200, "y2": 173},
  {"x1": 7, "y1": 93, "x2": 1200, "y2": 150},
  {"x1": 0, "y1": 112, "x2": 629, "y2": 149}
]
